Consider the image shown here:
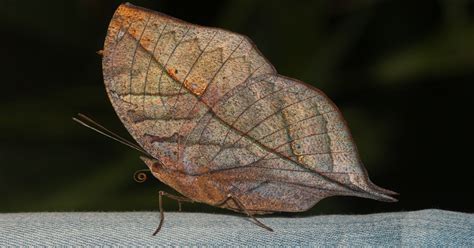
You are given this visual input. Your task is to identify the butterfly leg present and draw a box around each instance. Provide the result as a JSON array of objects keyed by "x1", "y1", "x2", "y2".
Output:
[
  {"x1": 153, "y1": 190, "x2": 194, "y2": 236},
  {"x1": 214, "y1": 194, "x2": 274, "y2": 232}
]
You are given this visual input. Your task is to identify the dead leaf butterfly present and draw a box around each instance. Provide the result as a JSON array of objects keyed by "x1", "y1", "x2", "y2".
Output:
[{"x1": 75, "y1": 3, "x2": 397, "y2": 235}]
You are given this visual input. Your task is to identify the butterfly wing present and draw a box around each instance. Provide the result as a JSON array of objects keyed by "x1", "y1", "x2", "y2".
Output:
[{"x1": 103, "y1": 3, "x2": 396, "y2": 212}]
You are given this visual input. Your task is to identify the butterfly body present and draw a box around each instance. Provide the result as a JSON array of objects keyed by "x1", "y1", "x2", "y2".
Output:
[{"x1": 102, "y1": 3, "x2": 396, "y2": 215}]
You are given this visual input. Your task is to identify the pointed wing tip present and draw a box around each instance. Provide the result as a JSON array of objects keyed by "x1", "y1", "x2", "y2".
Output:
[
  {"x1": 366, "y1": 187, "x2": 399, "y2": 202},
  {"x1": 376, "y1": 193, "x2": 398, "y2": 203},
  {"x1": 364, "y1": 179, "x2": 399, "y2": 201},
  {"x1": 357, "y1": 188, "x2": 398, "y2": 202},
  {"x1": 384, "y1": 189, "x2": 399, "y2": 196}
]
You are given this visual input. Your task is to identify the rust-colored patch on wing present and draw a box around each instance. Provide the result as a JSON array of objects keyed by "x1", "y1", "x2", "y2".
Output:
[
  {"x1": 183, "y1": 79, "x2": 208, "y2": 96},
  {"x1": 167, "y1": 68, "x2": 179, "y2": 81}
]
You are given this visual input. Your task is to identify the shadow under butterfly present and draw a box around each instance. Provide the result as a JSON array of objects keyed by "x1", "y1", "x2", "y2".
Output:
[{"x1": 75, "y1": 3, "x2": 397, "y2": 235}]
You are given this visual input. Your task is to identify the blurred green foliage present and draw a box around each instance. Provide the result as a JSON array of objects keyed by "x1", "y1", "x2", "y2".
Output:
[{"x1": 1, "y1": 0, "x2": 473, "y2": 214}]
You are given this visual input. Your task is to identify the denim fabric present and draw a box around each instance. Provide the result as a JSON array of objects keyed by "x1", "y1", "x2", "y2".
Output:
[{"x1": 0, "y1": 209, "x2": 472, "y2": 247}]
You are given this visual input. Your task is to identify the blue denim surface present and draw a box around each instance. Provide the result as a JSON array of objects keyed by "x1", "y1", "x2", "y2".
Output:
[{"x1": 0, "y1": 209, "x2": 472, "y2": 246}]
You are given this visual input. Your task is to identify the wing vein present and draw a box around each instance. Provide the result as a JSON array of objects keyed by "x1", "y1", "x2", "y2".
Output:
[
  {"x1": 142, "y1": 21, "x2": 169, "y2": 115},
  {"x1": 170, "y1": 31, "x2": 218, "y2": 121},
  {"x1": 151, "y1": 27, "x2": 191, "y2": 129},
  {"x1": 128, "y1": 15, "x2": 152, "y2": 102}
]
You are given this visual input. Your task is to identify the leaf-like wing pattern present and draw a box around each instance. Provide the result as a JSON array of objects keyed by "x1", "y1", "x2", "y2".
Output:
[{"x1": 103, "y1": 4, "x2": 396, "y2": 213}]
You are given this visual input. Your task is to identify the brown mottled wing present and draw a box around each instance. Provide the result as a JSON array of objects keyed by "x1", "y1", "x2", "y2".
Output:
[{"x1": 103, "y1": 4, "x2": 395, "y2": 213}]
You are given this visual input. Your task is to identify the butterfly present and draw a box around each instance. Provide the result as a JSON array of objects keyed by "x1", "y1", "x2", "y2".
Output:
[{"x1": 76, "y1": 3, "x2": 397, "y2": 235}]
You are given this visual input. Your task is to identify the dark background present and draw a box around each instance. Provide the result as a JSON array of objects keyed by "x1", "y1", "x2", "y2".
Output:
[{"x1": 1, "y1": 0, "x2": 473, "y2": 214}]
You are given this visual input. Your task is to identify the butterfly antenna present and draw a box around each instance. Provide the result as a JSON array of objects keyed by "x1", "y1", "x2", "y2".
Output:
[{"x1": 73, "y1": 113, "x2": 149, "y2": 156}]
